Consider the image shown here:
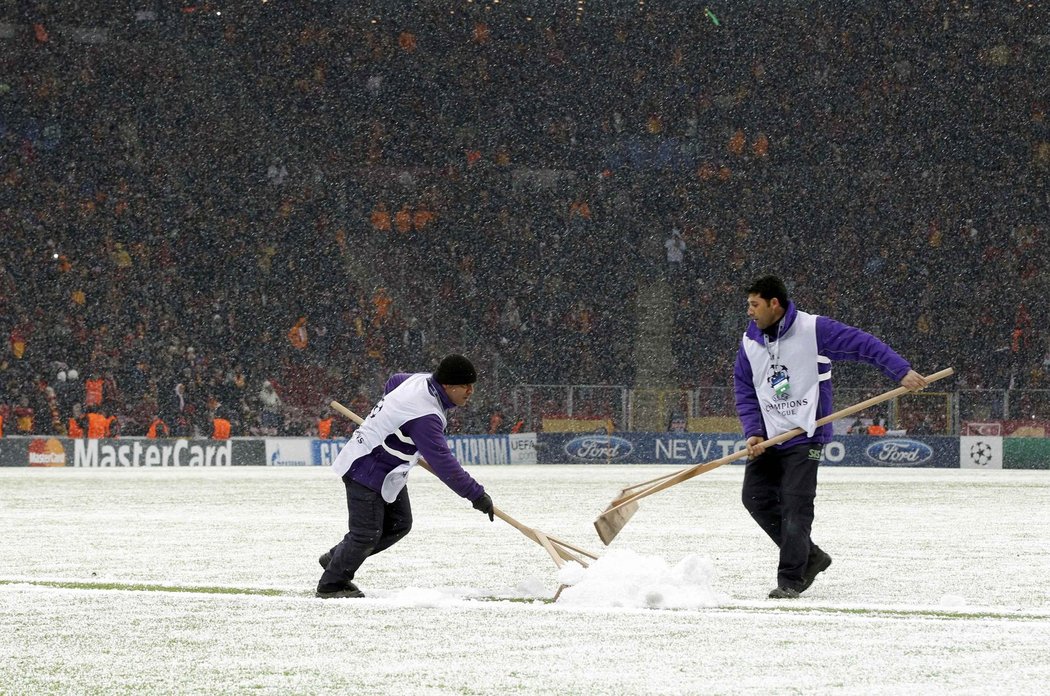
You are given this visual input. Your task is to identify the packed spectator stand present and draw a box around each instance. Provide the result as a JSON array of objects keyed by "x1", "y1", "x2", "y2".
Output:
[{"x1": 1, "y1": 1, "x2": 1047, "y2": 438}]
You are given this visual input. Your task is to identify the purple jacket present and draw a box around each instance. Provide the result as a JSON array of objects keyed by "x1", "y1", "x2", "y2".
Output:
[
  {"x1": 348, "y1": 373, "x2": 484, "y2": 501},
  {"x1": 734, "y1": 302, "x2": 912, "y2": 448}
]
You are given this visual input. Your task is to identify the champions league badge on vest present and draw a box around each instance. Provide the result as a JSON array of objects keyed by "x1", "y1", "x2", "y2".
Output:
[
  {"x1": 768, "y1": 364, "x2": 791, "y2": 400},
  {"x1": 763, "y1": 363, "x2": 809, "y2": 417}
]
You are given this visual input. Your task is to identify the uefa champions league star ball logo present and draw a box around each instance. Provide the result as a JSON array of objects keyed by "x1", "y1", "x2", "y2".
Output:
[
  {"x1": 969, "y1": 441, "x2": 994, "y2": 467},
  {"x1": 768, "y1": 364, "x2": 791, "y2": 401}
]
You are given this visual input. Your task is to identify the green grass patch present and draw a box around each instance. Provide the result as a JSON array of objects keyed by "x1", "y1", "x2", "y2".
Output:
[
  {"x1": 474, "y1": 595, "x2": 555, "y2": 604},
  {"x1": 716, "y1": 602, "x2": 1048, "y2": 621},
  {"x1": 0, "y1": 578, "x2": 555, "y2": 602},
  {"x1": 0, "y1": 578, "x2": 287, "y2": 596}
]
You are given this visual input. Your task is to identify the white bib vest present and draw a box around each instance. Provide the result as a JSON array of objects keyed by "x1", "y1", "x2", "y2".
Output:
[
  {"x1": 742, "y1": 310, "x2": 829, "y2": 438},
  {"x1": 332, "y1": 373, "x2": 447, "y2": 501}
]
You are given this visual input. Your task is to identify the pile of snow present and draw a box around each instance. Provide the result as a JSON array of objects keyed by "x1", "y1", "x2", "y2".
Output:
[{"x1": 554, "y1": 549, "x2": 725, "y2": 610}]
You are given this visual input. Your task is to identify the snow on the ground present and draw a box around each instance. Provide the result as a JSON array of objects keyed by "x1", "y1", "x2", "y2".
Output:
[
  {"x1": 2, "y1": 465, "x2": 1050, "y2": 694},
  {"x1": 939, "y1": 594, "x2": 967, "y2": 608}
]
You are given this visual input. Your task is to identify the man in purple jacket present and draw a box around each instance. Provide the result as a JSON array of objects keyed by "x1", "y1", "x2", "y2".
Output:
[
  {"x1": 734, "y1": 276, "x2": 927, "y2": 599},
  {"x1": 316, "y1": 354, "x2": 494, "y2": 598}
]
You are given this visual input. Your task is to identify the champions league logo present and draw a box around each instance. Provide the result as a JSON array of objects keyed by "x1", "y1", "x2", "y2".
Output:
[
  {"x1": 763, "y1": 363, "x2": 808, "y2": 417},
  {"x1": 768, "y1": 364, "x2": 791, "y2": 401}
]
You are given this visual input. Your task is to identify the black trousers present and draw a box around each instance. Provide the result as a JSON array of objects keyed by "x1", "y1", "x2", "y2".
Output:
[
  {"x1": 741, "y1": 442, "x2": 822, "y2": 590},
  {"x1": 319, "y1": 475, "x2": 413, "y2": 589}
]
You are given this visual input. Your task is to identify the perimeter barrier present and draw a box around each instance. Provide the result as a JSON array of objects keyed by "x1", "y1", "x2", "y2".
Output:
[{"x1": 0, "y1": 433, "x2": 1043, "y2": 469}]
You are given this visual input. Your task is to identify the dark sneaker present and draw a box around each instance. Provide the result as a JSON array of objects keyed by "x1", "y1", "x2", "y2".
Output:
[
  {"x1": 768, "y1": 586, "x2": 800, "y2": 599},
  {"x1": 316, "y1": 582, "x2": 364, "y2": 599},
  {"x1": 800, "y1": 549, "x2": 832, "y2": 593},
  {"x1": 318, "y1": 552, "x2": 332, "y2": 570}
]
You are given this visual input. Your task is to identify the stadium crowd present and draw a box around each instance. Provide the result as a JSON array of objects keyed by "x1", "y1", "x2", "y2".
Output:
[{"x1": 1, "y1": 1, "x2": 1047, "y2": 437}]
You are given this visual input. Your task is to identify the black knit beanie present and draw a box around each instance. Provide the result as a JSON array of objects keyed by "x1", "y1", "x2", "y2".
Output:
[{"x1": 433, "y1": 354, "x2": 477, "y2": 385}]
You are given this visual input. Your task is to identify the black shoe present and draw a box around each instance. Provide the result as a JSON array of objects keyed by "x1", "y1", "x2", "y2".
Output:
[
  {"x1": 768, "y1": 586, "x2": 800, "y2": 599},
  {"x1": 800, "y1": 549, "x2": 832, "y2": 593},
  {"x1": 318, "y1": 552, "x2": 332, "y2": 570},
  {"x1": 316, "y1": 582, "x2": 364, "y2": 599}
]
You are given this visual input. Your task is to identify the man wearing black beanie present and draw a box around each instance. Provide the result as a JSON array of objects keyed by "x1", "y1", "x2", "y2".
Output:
[
  {"x1": 316, "y1": 354, "x2": 494, "y2": 598},
  {"x1": 433, "y1": 354, "x2": 477, "y2": 389}
]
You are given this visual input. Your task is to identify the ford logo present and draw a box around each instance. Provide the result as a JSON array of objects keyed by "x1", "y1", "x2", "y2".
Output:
[
  {"x1": 564, "y1": 435, "x2": 633, "y2": 461},
  {"x1": 864, "y1": 439, "x2": 934, "y2": 465}
]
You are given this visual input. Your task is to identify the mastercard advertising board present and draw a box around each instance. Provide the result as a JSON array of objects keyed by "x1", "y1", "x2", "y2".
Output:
[{"x1": 28, "y1": 438, "x2": 67, "y2": 467}]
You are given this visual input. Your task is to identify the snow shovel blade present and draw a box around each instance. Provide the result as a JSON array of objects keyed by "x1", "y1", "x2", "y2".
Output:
[{"x1": 593, "y1": 498, "x2": 638, "y2": 546}]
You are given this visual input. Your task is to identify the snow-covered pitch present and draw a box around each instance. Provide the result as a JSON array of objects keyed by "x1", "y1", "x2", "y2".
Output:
[{"x1": 2, "y1": 464, "x2": 1049, "y2": 694}]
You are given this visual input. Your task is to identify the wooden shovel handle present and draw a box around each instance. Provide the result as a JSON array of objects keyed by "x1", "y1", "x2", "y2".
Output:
[{"x1": 604, "y1": 367, "x2": 954, "y2": 514}]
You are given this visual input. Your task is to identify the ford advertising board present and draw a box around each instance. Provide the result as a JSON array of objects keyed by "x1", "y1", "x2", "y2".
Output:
[
  {"x1": 863, "y1": 439, "x2": 935, "y2": 466},
  {"x1": 563, "y1": 435, "x2": 634, "y2": 462},
  {"x1": 539, "y1": 434, "x2": 960, "y2": 467}
]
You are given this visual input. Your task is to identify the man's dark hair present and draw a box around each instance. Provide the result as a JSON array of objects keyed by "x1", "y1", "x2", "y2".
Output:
[{"x1": 746, "y1": 275, "x2": 789, "y2": 307}]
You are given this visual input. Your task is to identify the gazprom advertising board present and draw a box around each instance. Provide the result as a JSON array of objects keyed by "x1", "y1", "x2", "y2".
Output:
[{"x1": 307, "y1": 434, "x2": 539, "y2": 467}]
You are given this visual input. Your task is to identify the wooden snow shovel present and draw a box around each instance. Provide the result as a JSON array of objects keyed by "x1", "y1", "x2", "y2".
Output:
[
  {"x1": 593, "y1": 367, "x2": 955, "y2": 546},
  {"x1": 329, "y1": 401, "x2": 598, "y2": 571}
]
